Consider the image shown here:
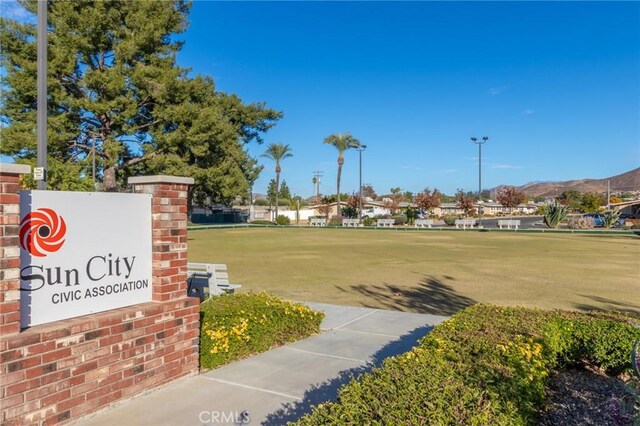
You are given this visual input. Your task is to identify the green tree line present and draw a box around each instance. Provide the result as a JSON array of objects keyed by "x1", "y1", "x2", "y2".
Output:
[{"x1": 0, "y1": 0, "x2": 281, "y2": 207}]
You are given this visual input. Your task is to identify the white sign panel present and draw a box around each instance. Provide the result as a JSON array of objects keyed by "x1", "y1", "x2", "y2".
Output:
[
  {"x1": 19, "y1": 190, "x2": 153, "y2": 327},
  {"x1": 33, "y1": 167, "x2": 45, "y2": 181}
]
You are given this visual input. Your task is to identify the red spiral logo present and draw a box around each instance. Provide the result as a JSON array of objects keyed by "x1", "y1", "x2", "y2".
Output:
[{"x1": 19, "y1": 208, "x2": 67, "y2": 257}]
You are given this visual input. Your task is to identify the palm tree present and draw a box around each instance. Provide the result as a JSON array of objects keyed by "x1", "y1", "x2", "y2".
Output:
[
  {"x1": 261, "y1": 143, "x2": 293, "y2": 220},
  {"x1": 323, "y1": 132, "x2": 360, "y2": 217}
]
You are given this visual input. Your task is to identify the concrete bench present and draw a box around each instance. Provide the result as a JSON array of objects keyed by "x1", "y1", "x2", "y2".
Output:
[
  {"x1": 455, "y1": 219, "x2": 477, "y2": 229},
  {"x1": 309, "y1": 218, "x2": 327, "y2": 227},
  {"x1": 376, "y1": 219, "x2": 395, "y2": 228},
  {"x1": 342, "y1": 218, "x2": 360, "y2": 227},
  {"x1": 497, "y1": 219, "x2": 521, "y2": 229},
  {"x1": 187, "y1": 263, "x2": 241, "y2": 300},
  {"x1": 415, "y1": 219, "x2": 434, "y2": 228}
]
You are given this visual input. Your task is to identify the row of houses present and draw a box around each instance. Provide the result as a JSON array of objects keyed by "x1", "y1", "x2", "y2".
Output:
[
  {"x1": 191, "y1": 198, "x2": 639, "y2": 224},
  {"x1": 243, "y1": 200, "x2": 543, "y2": 223}
]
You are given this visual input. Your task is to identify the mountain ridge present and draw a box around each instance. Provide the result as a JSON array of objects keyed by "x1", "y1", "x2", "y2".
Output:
[{"x1": 497, "y1": 167, "x2": 640, "y2": 198}]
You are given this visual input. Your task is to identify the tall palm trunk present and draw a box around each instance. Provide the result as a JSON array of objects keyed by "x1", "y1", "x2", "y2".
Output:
[
  {"x1": 275, "y1": 164, "x2": 281, "y2": 220},
  {"x1": 336, "y1": 155, "x2": 344, "y2": 217}
]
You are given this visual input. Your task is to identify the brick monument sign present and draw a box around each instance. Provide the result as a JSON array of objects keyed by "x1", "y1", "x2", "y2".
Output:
[{"x1": 0, "y1": 165, "x2": 200, "y2": 424}]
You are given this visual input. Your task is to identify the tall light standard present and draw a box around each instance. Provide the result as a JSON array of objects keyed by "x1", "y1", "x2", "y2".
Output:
[
  {"x1": 471, "y1": 136, "x2": 488, "y2": 228},
  {"x1": 36, "y1": 0, "x2": 48, "y2": 190},
  {"x1": 356, "y1": 144, "x2": 367, "y2": 223}
]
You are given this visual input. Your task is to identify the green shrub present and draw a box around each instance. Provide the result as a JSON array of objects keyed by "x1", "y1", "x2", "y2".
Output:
[
  {"x1": 295, "y1": 305, "x2": 640, "y2": 425},
  {"x1": 253, "y1": 198, "x2": 269, "y2": 206},
  {"x1": 328, "y1": 216, "x2": 343, "y2": 226},
  {"x1": 341, "y1": 206, "x2": 358, "y2": 219},
  {"x1": 392, "y1": 214, "x2": 407, "y2": 226},
  {"x1": 275, "y1": 215, "x2": 291, "y2": 225},
  {"x1": 200, "y1": 293, "x2": 324, "y2": 369},
  {"x1": 362, "y1": 216, "x2": 375, "y2": 226},
  {"x1": 443, "y1": 214, "x2": 460, "y2": 226},
  {"x1": 405, "y1": 207, "x2": 419, "y2": 225},
  {"x1": 250, "y1": 220, "x2": 274, "y2": 225}
]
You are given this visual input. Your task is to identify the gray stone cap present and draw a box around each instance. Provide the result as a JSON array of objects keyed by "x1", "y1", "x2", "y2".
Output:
[
  {"x1": 0, "y1": 163, "x2": 31, "y2": 175},
  {"x1": 128, "y1": 175, "x2": 194, "y2": 185}
]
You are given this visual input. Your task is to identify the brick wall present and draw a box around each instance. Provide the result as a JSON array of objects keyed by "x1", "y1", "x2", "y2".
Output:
[{"x1": 0, "y1": 170, "x2": 200, "y2": 425}]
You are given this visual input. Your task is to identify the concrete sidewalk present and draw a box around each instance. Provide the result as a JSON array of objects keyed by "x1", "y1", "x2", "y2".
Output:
[{"x1": 81, "y1": 303, "x2": 448, "y2": 426}]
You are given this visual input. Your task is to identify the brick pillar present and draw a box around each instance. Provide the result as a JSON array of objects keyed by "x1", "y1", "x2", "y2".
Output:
[
  {"x1": 128, "y1": 176, "x2": 194, "y2": 302},
  {"x1": 0, "y1": 164, "x2": 30, "y2": 336}
]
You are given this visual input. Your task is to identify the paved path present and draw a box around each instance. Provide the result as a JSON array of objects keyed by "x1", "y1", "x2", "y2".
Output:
[{"x1": 81, "y1": 303, "x2": 447, "y2": 426}]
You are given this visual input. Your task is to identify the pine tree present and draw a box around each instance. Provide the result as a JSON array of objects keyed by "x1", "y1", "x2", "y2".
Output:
[
  {"x1": 279, "y1": 180, "x2": 292, "y2": 201},
  {"x1": 267, "y1": 179, "x2": 278, "y2": 205},
  {"x1": 0, "y1": 0, "x2": 281, "y2": 202}
]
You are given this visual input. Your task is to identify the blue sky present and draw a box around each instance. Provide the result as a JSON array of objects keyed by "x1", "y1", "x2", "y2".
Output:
[
  {"x1": 178, "y1": 1, "x2": 640, "y2": 197},
  {"x1": 2, "y1": 1, "x2": 639, "y2": 197}
]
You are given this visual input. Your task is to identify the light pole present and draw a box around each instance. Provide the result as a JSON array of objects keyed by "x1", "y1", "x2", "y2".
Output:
[
  {"x1": 356, "y1": 145, "x2": 367, "y2": 223},
  {"x1": 36, "y1": 0, "x2": 47, "y2": 190},
  {"x1": 471, "y1": 136, "x2": 488, "y2": 228}
]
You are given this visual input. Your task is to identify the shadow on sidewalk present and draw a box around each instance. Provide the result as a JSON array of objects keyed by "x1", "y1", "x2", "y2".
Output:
[
  {"x1": 337, "y1": 275, "x2": 475, "y2": 316},
  {"x1": 262, "y1": 324, "x2": 434, "y2": 425}
]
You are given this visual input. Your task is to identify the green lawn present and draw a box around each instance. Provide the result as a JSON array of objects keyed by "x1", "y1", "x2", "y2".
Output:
[{"x1": 187, "y1": 228, "x2": 640, "y2": 315}]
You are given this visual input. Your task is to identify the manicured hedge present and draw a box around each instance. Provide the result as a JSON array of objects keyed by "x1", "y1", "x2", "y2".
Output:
[
  {"x1": 295, "y1": 305, "x2": 640, "y2": 425},
  {"x1": 249, "y1": 220, "x2": 275, "y2": 225},
  {"x1": 200, "y1": 293, "x2": 324, "y2": 369}
]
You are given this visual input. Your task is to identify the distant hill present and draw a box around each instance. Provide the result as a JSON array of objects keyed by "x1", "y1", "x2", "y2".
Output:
[{"x1": 499, "y1": 167, "x2": 640, "y2": 198}]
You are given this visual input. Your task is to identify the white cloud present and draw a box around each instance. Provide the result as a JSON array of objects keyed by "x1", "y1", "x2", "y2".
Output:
[
  {"x1": 488, "y1": 86, "x2": 508, "y2": 96},
  {"x1": 443, "y1": 169, "x2": 458, "y2": 174},
  {"x1": 521, "y1": 109, "x2": 534, "y2": 115}
]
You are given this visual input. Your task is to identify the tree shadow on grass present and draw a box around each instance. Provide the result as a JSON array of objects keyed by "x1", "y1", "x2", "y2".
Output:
[
  {"x1": 574, "y1": 294, "x2": 640, "y2": 315},
  {"x1": 337, "y1": 276, "x2": 475, "y2": 316},
  {"x1": 262, "y1": 325, "x2": 434, "y2": 425}
]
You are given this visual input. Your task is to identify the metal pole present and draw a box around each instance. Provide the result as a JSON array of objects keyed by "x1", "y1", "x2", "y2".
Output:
[
  {"x1": 36, "y1": 0, "x2": 48, "y2": 190},
  {"x1": 471, "y1": 137, "x2": 488, "y2": 228},
  {"x1": 357, "y1": 145, "x2": 366, "y2": 223},
  {"x1": 92, "y1": 138, "x2": 96, "y2": 184},
  {"x1": 478, "y1": 141, "x2": 482, "y2": 227},
  {"x1": 359, "y1": 149, "x2": 363, "y2": 223}
]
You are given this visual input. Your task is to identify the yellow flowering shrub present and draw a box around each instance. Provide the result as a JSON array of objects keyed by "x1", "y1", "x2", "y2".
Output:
[
  {"x1": 296, "y1": 305, "x2": 640, "y2": 425},
  {"x1": 200, "y1": 292, "x2": 324, "y2": 369}
]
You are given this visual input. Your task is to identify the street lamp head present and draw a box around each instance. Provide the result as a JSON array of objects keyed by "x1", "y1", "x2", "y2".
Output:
[
  {"x1": 357, "y1": 144, "x2": 367, "y2": 151},
  {"x1": 482, "y1": 136, "x2": 489, "y2": 142},
  {"x1": 470, "y1": 137, "x2": 477, "y2": 143}
]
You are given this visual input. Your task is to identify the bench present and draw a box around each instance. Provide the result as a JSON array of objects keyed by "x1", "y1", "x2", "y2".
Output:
[
  {"x1": 376, "y1": 219, "x2": 395, "y2": 228},
  {"x1": 415, "y1": 219, "x2": 434, "y2": 228},
  {"x1": 187, "y1": 263, "x2": 241, "y2": 300},
  {"x1": 497, "y1": 219, "x2": 521, "y2": 229},
  {"x1": 342, "y1": 218, "x2": 360, "y2": 227},
  {"x1": 454, "y1": 219, "x2": 477, "y2": 229},
  {"x1": 309, "y1": 218, "x2": 327, "y2": 227}
]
